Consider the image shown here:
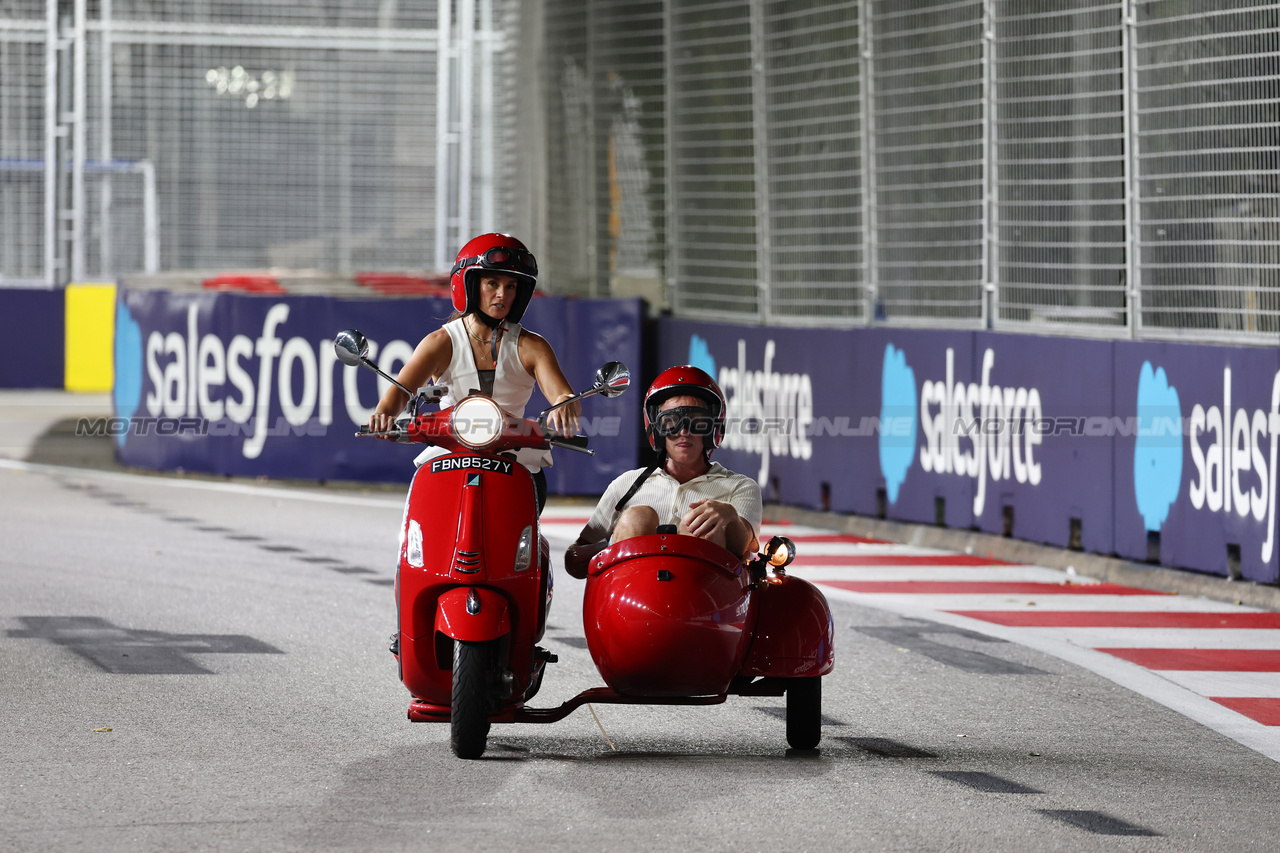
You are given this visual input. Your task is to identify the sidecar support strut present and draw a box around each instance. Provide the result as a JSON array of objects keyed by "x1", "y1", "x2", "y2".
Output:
[
  {"x1": 408, "y1": 681, "x2": 789, "y2": 725},
  {"x1": 513, "y1": 687, "x2": 728, "y2": 723},
  {"x1": 407, "y1": 687, "x2": 730, "y2": 725}
]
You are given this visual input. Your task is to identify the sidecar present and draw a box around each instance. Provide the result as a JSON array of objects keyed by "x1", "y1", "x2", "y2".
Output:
[
  {"x1": 583, "y1": 534, "x2": 754, "y2": 697},
  {"x1": 578, "y1": 532, "x2": 835, "y2": 748}
]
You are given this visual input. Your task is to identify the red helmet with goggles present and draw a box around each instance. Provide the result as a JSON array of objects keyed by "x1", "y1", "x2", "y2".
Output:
[
  {"x1": 450, "y1": 232, "x2": 538, "y2": 324},
  {"x1": 643, "y1": 365, "x2": 726, "y2": 452}
]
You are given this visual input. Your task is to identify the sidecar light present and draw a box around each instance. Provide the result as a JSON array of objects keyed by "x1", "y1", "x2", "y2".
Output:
[
  {"x1": 766, "y1": 536, "x2": 795, "y2": 568},
  {"x1": 450, "y1": 395, "x2": 503, "y2": 449},
  {"x1": 406, "y1": 519, "x2": 424, "y2": 567},
  {"x1": 513, "y1": 525, "x2": 533, "y2": 572}
]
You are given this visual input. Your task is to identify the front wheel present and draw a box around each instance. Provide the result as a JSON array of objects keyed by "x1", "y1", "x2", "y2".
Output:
[
  {"x1": 785, "y1": 676, "x2": 822, "y2": 750},
  {"x1": 451, "y1": 640, "x2": 494, "y2": 759}
]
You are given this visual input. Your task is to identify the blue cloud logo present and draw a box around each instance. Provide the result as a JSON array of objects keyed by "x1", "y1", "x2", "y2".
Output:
[
  {"x1": 1134, "y1": 361, "x2": 1182, "y2": 531},
  {"x1": 687, "y1": 334, "x2": 717, "y2": 378},
  {"x1": 113, "y1": 300, "x2": 143, "y2": 448},
  {"x1": 879, "y1": 344, "x2": 917, "y2": 503}
]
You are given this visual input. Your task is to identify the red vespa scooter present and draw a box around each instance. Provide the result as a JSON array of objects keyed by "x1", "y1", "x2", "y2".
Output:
[{"x1": 334, "y1": 329, "x2": 630, "y2": 759}]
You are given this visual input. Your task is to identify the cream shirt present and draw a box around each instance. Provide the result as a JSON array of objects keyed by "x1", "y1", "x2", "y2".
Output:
[{"x1": 580, "y1": 461, "x2": 763, "y2": 545}]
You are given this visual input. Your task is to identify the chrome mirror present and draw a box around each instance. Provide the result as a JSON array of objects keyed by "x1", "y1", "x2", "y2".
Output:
[
  {"x1": 593, "y1": 361, "x2": 630, "y2": 398},
  {"x1": 334, "y1": 329, "x2": 369, "y2": 367},
  {"x1": 333, "y1": 328, "x2": 417, "y2": 400}
]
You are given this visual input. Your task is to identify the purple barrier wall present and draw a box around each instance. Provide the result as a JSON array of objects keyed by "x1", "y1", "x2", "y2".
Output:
[
  {"x1": 657, "y1": 322, "x2": 1112, "y2": 548},
  {"x1": 112, "y1": 290, "x2": 641, "y2": 493},
  {"x1": 968, "y1": 331, "x2": 1114, "y2": 554},
  {"x1": 0, "y1": 288, "x2": 64, "y2": 388},
  {"x1": 1113, "y1": 342, "x2": 1280, "y2": 583},
  {"x1": 658, "y1": 318, "x2": 1279, "y2": 583}
]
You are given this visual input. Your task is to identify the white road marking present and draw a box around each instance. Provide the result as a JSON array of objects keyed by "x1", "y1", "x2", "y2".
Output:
[{"x1": 1154, "y1": 671, "x2": 1280, "y2": 698}]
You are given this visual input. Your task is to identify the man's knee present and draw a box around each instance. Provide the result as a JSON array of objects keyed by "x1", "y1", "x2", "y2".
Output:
[{"x1": 614, "y1": 505, "x2": 659, "y2": 540}]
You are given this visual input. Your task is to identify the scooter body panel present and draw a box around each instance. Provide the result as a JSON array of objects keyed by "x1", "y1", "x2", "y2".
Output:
[
  {"x1": 397, "y1": 452, "x2": 548, "y2": 705},
  {"x1": 584, "y1": 534, "x2": 757, "y2": 697},
  {"x1": 739, "y1": 575, "x2": 836, "y2": 678}
]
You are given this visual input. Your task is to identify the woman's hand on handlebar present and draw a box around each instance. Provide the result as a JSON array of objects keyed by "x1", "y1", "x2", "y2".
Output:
[
  {"x1": 366, "y1": 411, "x2": 399, "y2": 440},
  {"x1": 545, "y1": 395, "x2": 581, "y2": 437}
]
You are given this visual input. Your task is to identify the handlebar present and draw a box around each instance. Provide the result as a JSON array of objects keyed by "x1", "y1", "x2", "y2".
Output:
[
  {"x1": 547, "y1": 433, "x2": 592, "y2": 455},
  {"x1": 357, "y1": 419, "x2": 594, "y2": 454},
  {"x1": 356, "y1": 425, "x2": 413, "y2": 443}
]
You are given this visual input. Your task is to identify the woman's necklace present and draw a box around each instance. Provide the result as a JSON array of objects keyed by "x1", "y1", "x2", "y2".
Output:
[
  {"x1": 465, "y1": 316, "x2": 501, "y2": 366},
  {"x1": 465, "y1": 317, "x2": 492, "y2": 346}
]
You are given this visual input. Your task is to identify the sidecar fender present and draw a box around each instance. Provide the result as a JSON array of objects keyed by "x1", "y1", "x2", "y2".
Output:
[
  {"x1": 740, "y1": 575, "x2": 835, "y2": 678},
  {"x1": 435, "y1": 587, "x2": 512, "y2": 642}
]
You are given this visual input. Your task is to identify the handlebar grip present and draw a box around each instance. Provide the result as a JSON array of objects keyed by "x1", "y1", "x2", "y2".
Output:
[
  {"x1": 551, "y1": 434, "x2": 590, "y2": 449},
  {"x1": 356, "y1": 425, "x2": 407, "y2": 440}
]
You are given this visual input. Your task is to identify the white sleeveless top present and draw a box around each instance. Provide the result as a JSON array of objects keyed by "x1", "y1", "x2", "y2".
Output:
[{"x1": 413, "y1": 317, "x2": 553, "y2": 472}]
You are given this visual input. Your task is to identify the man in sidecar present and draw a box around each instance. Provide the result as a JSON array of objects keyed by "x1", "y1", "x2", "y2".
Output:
[{"x1": 564, "y1": 365, "x2": 762, "y2": 579}]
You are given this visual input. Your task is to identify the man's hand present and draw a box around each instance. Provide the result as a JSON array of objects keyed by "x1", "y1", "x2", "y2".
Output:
[
  {"x1": 681, "y1": 499, "x2": 736, "y2": 539},
  {"x1": 681, "y1": 500, "x2": 752, "y2": 558}
]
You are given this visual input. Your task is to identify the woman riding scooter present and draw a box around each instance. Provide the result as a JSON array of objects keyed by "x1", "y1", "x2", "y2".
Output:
[
  {"x1": 564, "y1": 365, "x2": 762, "y2": 577},
  {"x1": 367, "y1": 232, "x2": 580, "y2": 512}
]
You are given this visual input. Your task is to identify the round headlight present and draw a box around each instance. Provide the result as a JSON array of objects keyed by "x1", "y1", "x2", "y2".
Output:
[{"x1": 450, "y1": 395, "x2": 504, "y2": 449}]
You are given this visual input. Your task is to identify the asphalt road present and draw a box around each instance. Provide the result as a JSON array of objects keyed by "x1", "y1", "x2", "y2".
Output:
[{"x1": 3, "y1": 460, "x2": 1280, "y2": 852}]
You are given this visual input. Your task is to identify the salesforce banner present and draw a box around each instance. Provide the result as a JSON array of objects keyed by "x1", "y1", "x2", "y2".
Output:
[
  {"x1": 658, "y1": 321, "x2": 1112, "y2": 551},
  {"x1": 658, "y1": 318, "x2": 1279, "y2": 583},
  {"x1": 111, "y1": 289, "x2": 642, "y2": 493},
  {"x1": 1114, "y1": 342, "x2": 1280, "y2": 583}
]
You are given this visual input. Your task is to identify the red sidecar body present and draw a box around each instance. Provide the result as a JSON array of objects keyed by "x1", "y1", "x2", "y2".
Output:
[{"x1": 583, "y1": 533, "x2": 835, "y2": 697}]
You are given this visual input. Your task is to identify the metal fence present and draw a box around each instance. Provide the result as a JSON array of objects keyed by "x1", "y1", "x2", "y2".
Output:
[
  {"x1": 991, "y1": 1, "x2": 1129, "y2": 335},
  {"x1": 0, "y1": 0, "x2": 50, "y2": 285},
  {"x1": 5, "y1": 1, "x2": 1279, "y2": 342},
  {"x1": 540, "y1": 0, "x2": 1280, "y2": 342},
  {"x1": 0, "y1": 0, "x2": 531, "y2": 287}
]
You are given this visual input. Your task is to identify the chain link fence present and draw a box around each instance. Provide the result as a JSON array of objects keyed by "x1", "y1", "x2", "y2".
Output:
[
  {"x1": 991, "y1": 1, "x2": 1129, "y2": 335},
  {"x1": 1134, "y1": 0, "x2": 1280, "y2": 339},
  {"x1": 765, "y1": 0, "x2": 866, "y2": 324},
  {"x1": 0, "y1": 0, "x2": 49, "y2": 284},
  {"x1": 4, "y1": 1, "x2": 1279, "y2": 341},
  {"x1": 539, "y1": 0, "x2": 1280, "y2": 342},
  {"x1": 872, "y1": 0, "x2": 986, "y2": 326},
  {"x1": 0, "y1": 0, "x2": 531, "y2": 287}
]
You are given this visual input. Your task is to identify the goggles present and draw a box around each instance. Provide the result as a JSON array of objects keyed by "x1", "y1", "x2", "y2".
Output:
[
  {"x1": 453, "y1": 246, "x2": 538, "y2": 278},
  {"x1": 652, "y1": 406, "x2": 718, "y2": 438}
]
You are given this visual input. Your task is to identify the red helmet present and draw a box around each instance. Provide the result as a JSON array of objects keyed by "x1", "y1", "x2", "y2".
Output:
[
  {"x1": 643, "y1": 365, "x2": 727, "y2": 452},
  {"x1": 449, "y1": 232, "x2": 538, "y2": 324}
]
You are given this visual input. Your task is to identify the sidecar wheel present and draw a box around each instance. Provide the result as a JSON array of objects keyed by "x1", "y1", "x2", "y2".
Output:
[
  {"x1": 451, "y1": 640, "x2": 493, "y2": 759},
  {"x1": 786, "y1": 676, "x2": 822, "y2": 750}
]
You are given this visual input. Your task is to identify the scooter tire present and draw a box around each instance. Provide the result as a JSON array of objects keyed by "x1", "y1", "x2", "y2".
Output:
[
  {"x1": 785, "y1": 676, "x2": 822, "y2": 750},
  {"x1": 451, "y1": 639, "x2": 493, "y2": 759}
]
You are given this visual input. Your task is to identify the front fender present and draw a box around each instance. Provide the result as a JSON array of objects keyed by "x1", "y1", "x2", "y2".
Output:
[{"x1": 435, "y1": 586, "x2": 512, "y2": 642}]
